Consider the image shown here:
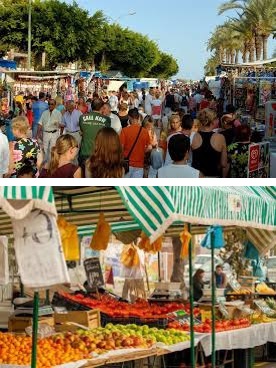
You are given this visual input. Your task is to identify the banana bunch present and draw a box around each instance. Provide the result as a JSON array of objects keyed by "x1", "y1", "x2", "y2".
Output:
[
  {"x1": 251, "y1": 312, "x2": 276, "y2": 324},
  {"x1": 229, "y1": 287, "x2": 252, "y2": 295},
  {"x1": 138, "y1": 232, "x2": 163, "y2": 253},
  {"x1": 256, "y1": 283, "x2": 276, "y2": 295},
  {"x1": 121, "y1": 244, "x2": 140, "y2": 268}
]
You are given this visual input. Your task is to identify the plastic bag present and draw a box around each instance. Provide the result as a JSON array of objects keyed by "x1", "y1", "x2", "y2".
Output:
[
  {"x1": 138, "y1": 232, "x2": 162, "y2": 253},
  {"x1": 12, "y1": 209, "x2": 70, "y2": 289},
  {"x1": 179, "y1": 226, "x2": 192, "y2": 259},
  {"x1": 201, "y1": 225, "x2": 225, "y2": 249},
  {"x1": 0, "y1": 236, "x2": 9, "y2": 285},
  {"x1": 90, "y1": 213, "x2": 111, "y2": 251},
  {"x1": 57, "y1": 217, "x2": 80, "y2": 261},
  {"x1": 121, "y1": 244, "x2": 140, "y2": 268}
]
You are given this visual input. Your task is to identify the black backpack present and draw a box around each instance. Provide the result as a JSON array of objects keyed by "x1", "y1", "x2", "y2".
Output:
[
  {"x1": 165, "y1": 94, "x2": 175, "y2": 108},
  {"x1": 181, "y1": 96, "x2": 188, "y2": 107}
]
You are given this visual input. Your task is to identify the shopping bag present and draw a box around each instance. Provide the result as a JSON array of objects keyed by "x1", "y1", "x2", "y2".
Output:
[
  {"x1": 57, "y1": 217, "x2": 80, "y2": 261},
  {"x1": 201, "y1": 225, "x2": 225, "y2": 249},
  {"x1": 12, "y1": 209, "x2": 70, "y2": 289},
  {"x1": 90, "y1": 213, "x2": 111, "y2": 251},
  {"x1": 0, "y1": 236, "x2": 9, "y2": 285}
]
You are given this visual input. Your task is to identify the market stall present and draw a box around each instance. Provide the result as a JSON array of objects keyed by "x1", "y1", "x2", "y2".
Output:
[{"x1": 0, "y1": 186, "x2": 276, "y2": 368}]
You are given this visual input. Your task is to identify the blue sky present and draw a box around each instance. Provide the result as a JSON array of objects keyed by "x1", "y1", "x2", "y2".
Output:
[{"x1": 72, "y1": 0, "x2": 275, "y2": 80}]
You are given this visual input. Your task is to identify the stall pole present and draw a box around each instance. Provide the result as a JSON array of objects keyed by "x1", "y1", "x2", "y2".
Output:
[
  {"x1": 157, "y1": 252, "x2": 161, "y2": 282},
  {"x1": 31, "y1": 291, "x2": 39, "y2": 368},
  {"x1": 20, "y1": 280, "x2": 25, "y2": 297},
  {"x1": 211, "y1": 235, "x2": 216, "y2": 368},
  {"x1": 188, "y1": 224, "x2": 195, "y2": 368},
  {"x1": 45, "y1": 289, "x2": 50, "y2": 305}
]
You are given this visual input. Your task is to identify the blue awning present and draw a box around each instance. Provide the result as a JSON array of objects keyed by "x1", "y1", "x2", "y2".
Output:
[{"x1": 0, "y1": 59, "x2": 17, "y2": 70}]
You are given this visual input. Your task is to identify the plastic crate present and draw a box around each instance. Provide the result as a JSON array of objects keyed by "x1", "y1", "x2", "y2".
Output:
[
  {"x1": 100, "y1": 313, "x2": 168, "y2": 329},
  {"x1": 133, "y1": 317, "x2": 169, "y2": 329},
  {"x1": 51, "y1": 292, "x2": 90, "y2": 311},
  {"x1": 101, "y1": 313, "x2": 136, "y2": 326}
]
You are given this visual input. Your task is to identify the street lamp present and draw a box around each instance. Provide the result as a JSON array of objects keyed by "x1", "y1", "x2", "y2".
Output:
[{"x1": 27, "y1": 0, "x2": 32, "y2": 70}]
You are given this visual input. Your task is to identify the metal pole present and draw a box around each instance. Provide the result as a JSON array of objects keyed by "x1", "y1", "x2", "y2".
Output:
[
  {"x1": 31, "y1": 291, "x2": 39, "y2": 368},
  {"x1": 188, "y1": 224, "x2": 195, "y2": 368},
  {"x1": 157, "y1": 252, "x2": 161, "y2": 282},
  {"x1": 211, "y1": 234, "x2": 216, "y2": 368},
  {"x1": 27, "y1": 0, "x2": 32, "y2": 70}
]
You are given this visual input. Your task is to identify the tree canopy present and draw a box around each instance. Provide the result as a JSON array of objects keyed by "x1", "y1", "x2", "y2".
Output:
[
  {"x1": 0, "y1": 0, "x2": 179, "y2": 78},
  {"x1": 205, "y1": 0, "x2": 276, "y2": 75}
]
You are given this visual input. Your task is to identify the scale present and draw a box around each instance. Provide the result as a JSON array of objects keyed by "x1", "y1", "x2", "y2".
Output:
[
  {"x1": 149, "y1": 282, "x2": 182, "y2": 302},
  {"x1": 199, "y1": 288, "x2": 226, "y2": 303},
  {"x1": 13, "y1": 298, "x2": 53, "y2": 317}
]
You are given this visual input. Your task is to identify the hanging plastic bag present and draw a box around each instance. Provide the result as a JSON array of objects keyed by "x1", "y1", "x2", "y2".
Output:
[
  {"x1": 0, "y1": 236, "x2": 9, "y2": 285},
  {"x1": 57, "y1": 217, "x2": 80, "y2": 261},
  {"x1": 90, "y1": 213, "x2": 111, "y2": 251},
  {"x1": 12, "y1": 209, "x2": 70, "y2": 289},
  {"x1": 179, "y1": 225, "x2": 192, "y2": 259},
  {"x1": 201, "y1": 225, "x2": 225, "y2": 249},
  {"x1": 121, "y1": 244, "x2": 140, "y2": 268},
  {"x1": 244, "y1": 241, "x2": 259, "y2": 261},
  {"x1": 138, "y1": 232, "x2": 162, "y2": 253}
]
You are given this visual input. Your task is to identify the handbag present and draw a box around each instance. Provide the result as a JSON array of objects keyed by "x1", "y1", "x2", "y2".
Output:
[{"x1": 123, "y1": 126, "x2": 143, "y2": 174}]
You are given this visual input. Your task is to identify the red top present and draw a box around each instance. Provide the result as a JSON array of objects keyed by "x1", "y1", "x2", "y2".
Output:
[{"x1": 39, "y1": 163, "x2": 79, "y2": 178}]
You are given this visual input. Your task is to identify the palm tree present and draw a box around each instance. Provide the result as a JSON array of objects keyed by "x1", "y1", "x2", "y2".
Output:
[
  {"x1": 218, "y1": 0, "x2": 276, "y2": 61},
  {"x1": 228, "y1": 18, "x2": 255, "y2": 62},
  {"x1": 207, "y1": 22, "x2": 244, "y2": 65},
  {"x1": 246, "y1": 0, "x2": 276, "y2": 60}
]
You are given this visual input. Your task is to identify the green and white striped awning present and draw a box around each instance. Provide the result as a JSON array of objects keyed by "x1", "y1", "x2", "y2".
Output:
[
  {"x1": 0, "y1": 186, "x2": 56, "y2": 219},
  {"x1": 117, "y1": 186, "x2": 276, "y2": 242},
  {"x1": 78, "y1": 220, "x2": 140, "y2": 237}
]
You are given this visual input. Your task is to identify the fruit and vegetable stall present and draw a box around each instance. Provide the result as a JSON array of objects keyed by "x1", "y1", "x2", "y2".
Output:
[{"x1": 0, "y1": 186, "x2": 275, "y2": 368}]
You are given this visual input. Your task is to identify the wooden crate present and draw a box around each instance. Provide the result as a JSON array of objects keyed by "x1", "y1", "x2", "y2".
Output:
[
  {"x1": 8, "y1": 315, "x2": 54, "y2": 333},
  {"x1": 54, "y1": 310, "x2": 100, "y2": 332}
]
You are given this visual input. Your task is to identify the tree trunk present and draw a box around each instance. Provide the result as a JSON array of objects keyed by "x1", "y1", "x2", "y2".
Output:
[
  {"x1": 249, "y1": 39, "x2": 255, "y2": 62},
  {"x1": 235, "y1": 50, "x2": 239, "y2": 64},
  {"x1": 223, "y1": 49, "x2": 227, "y2": 63},
  {"x1": 170, "y1": 237, "x2": 185, "y2": 287},
  {"x1": 242, "y1": 44, "x2": 248, "y2": 63},
  {"x1": 255, "y1": 34, "x2": 262, "y2": 61},
  {"x1": 226, "y1": 52, "x2": 230, "y2": 64},
  {"x1": 262, "y1": 35, "x2": 269, "y2": 60},
  {"x1": 230, "y1": 52, "x2": 235, "y2": 64}
]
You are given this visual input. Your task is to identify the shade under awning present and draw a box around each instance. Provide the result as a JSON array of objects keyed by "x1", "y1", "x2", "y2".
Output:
[{"x1": 117, "y1": 186, "x2": 276, "y2": 242}]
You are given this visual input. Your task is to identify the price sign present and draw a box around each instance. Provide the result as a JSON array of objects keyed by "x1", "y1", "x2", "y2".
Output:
[{"x1": 84, "y1": 257, "x2": 104, "y2": 289}]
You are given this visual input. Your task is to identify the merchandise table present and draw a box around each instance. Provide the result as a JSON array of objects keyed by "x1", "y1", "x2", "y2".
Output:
[{"x1": 199, "y1": 322, "x2": 276, "y2": 356}]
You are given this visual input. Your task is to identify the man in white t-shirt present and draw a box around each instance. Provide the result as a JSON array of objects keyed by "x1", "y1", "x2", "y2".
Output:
[
  {"x1": 144, "y1": 87, "x2": 155, "y2": 115},
  {"x1": 102, "y1": 103, "x2": 122, "y2": 134},
  {"x1": 109, "y1": 91, "x2": 119, "y2": 113},
  {"x1": 0, "y1": 129, "x2": 9, "y2": 177},
  {"x1": 194, "y1": 90, "x2": 203, "y2": 110},
  {"x1": 158, "y1": 134, "x2": 202, "y2": 178},
  {"x1": 151, "y1": 91, "x2": 163, "y2": 140}
]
